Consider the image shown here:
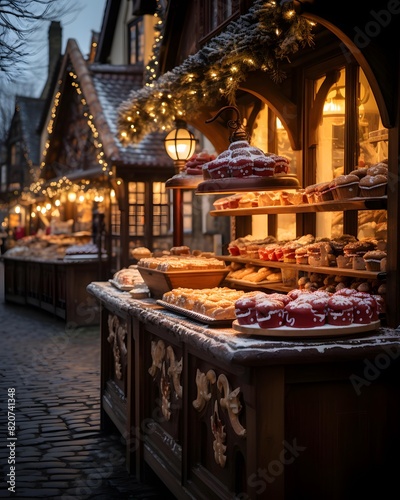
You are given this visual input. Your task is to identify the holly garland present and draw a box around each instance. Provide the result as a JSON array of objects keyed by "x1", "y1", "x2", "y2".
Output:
[{"x1": 117, "y1": 0, "x2": 314, "y2": 144}]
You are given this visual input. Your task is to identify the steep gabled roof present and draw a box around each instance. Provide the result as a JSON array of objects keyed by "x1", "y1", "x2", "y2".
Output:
[
  {"x1": 15, "y1": 96, "x2": 45, "y2": 165},
  {"x1": 42, "y1": 38, "x2": 172, "y2": 179}
]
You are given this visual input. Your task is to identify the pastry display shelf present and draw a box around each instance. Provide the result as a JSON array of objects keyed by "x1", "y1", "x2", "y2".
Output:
[
  {"x1": 224, "y1": 277, "x2": 292, "y2": 293},
  {"x1": 217, "y1": 255, "x2": 386, "y2": 281},
  {"x1": 367, "y1": 130, "x2": 388, "y2": 143},
  {"x1": 210, "y1": 196, "x2": 387, "y2": 217},
  {"x1": 196, "y1": 174, "x2": 301, "y2": 194}
]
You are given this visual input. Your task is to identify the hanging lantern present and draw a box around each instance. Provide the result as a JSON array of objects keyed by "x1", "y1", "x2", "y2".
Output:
[
  {"x1": 323, "y1": 85, "x2": 345, "y2": 126},
  {"x1": 163, "y1": 120, "x2": 197, "y2": 172}
]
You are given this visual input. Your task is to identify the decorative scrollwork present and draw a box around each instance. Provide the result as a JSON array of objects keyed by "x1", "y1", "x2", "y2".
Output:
[
  {"x1": 217, "y1": 374, "x2": 246, "y2": 437},
  {"x1": 211, "y1": 400, "x2": 227, "y2": 468},
  {"x1": 191, "y1": 368, "x2": 246, "y2": 467},
  {"x1": 148, "y1": 339, "x2": 166, "y2": 377},
  {"x1": 107, "y1": 314, "x2": 127, "y2": 380},
  {"x1": 193, "y1": 368, "x2": 216, "y2": 411},
  {"x1": 160, "y1": 361, "x2": 171, "y2": 420},
  {"x1": 166, "y1": 345, "x2": 183, "y2": 398},
  {"x1": 148, "y1": 340, "x2": 182, "y2": 421}
]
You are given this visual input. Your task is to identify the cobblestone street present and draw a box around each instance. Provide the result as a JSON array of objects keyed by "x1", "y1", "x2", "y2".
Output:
[{"x1": 0, "y1": 264, "x2": 175, "y2": 499}]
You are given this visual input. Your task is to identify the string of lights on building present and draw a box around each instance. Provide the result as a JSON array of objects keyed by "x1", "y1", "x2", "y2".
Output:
[{"x1": 117, "y1": 0, "x2": 314, "y2": 144}]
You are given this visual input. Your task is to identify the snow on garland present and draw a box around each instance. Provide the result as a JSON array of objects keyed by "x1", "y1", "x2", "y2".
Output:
[{"x1": 117, "y1": 0, "x2": 314, "y2": 144}]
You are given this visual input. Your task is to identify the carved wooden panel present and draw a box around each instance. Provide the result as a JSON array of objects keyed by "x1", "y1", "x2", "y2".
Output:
[{"x1": 107, "y1": 313, "x2": 128, "y2": 394}]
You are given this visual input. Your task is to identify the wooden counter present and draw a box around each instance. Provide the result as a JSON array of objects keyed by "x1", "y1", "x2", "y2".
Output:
[
  {"x1": 3, "y1": 256, "x2": 101, "y2": 326},
  {"x1": 88, "y1": 281, "x2": 400, "y2": 499}
]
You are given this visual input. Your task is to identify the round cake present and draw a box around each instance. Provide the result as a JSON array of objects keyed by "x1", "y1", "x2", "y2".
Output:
[
  {"x1": 234, "y1": 292, "x2": 268, "y2": 326},
  {"x1": 350, "y1": 297, "x2": 374, "y2": 324},
  {"x1": 206, "y1": 157, "x2": 231, "y2": 179},
  {"x1": 363, "y1": 250, "x2": 387, "y2": 271},
  {"x1": 253, "y1": 156, "x2": 276, "y2": 177},
  {"x1": 202, "y1": 140, "x2": 290, "y2": 179},
  {"x1": 327, "y1": 295, "x2": 354, "y2": 326},
  {"x1": 256, "y1": 298, "x2": 285, "y2": 328},
  {"x1": 359, "y1": 174, "x2": 387, "y2": 197},
  {"x1": 229, "y1": 155, "x2": 253, "y2": 177},
  {"x1": 333, "y1": 174, "x2": 360, "y2": 199},
  {"x1": 284, "y1": 299, "x2": 326, "y2": 328},
  {"x1": 267, "y1": 293, "x2": 292, "y2": 306},
  {"x1": 351, "y1": 291, "x2": 378, "y2": 321}
]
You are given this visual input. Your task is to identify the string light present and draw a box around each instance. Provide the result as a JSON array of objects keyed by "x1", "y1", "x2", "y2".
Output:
[
  {"x1": 40, "y1": 70, "x2": 111, "y2": 186},
  {"x1": 117, "y1": 0, "x2": 314, "y2": 144}
]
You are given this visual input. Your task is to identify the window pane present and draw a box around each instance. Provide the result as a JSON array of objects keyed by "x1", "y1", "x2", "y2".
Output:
[
  {"x1": 129, "y1": 18, "x2": 144, "y2": 64},
  {"x1": 153, "y1": 182, "x2": 170, "y2": 235},
  {"x1": 128, "y1": 182, "x2": 145, "y2": 236},
  {"x1": 357, "y1": 69, "x2": 387, "y2": 241}
]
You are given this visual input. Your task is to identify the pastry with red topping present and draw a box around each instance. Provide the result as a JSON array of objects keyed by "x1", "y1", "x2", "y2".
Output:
[
  {"x1": 256, "y1": 298, "x2": 286, "y2": 328},
  {"x1": 185, "y1": 151, "x2": 216, "y2": 175},
  {"x1": 350, "y1": 297, "x2": 374, "y2": 324},
  {"x1": 234, "y1": 292, "x2": 268, "y2": 326},
  {"x1": 284, "y1": 298, "x2": 326, "y2": 328},
  {"x1": 327, "y1": 295, "x2": 354, "y2": 326},
  {"x1": 269, "y1": 154, "x2": 290, "y2": 174},
  {"x1": 206, "y1": 157, "x2": 231, "y2": 179},
  {"x1": 253, "y1": 155, "x2": 276, "y2": 177}
]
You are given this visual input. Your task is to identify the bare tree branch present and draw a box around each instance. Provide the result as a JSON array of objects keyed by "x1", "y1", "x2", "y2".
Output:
[
  {"x1": 0, "y1": 0, "x2": 82, "y2": 142},
  {"x1": 0, "y1": 0, "x2": 79, "y2": 78}
]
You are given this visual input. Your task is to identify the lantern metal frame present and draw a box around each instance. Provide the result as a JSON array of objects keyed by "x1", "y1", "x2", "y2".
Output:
[{"x1": 163, "y1": 120, "x2": 197, "y2": 173}]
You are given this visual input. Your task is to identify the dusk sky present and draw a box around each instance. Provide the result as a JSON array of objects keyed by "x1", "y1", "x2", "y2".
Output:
[{"x1": 61, "y1": 0, "x2": 108, "y2": 57}]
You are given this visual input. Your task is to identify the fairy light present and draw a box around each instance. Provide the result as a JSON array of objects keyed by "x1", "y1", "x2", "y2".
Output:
[
  {"x1": 38, "y1": 65, "x2": 113, "y2": 214},
  {"x1": 117, "y1": 0, "x2": 314, "y2": 145}
]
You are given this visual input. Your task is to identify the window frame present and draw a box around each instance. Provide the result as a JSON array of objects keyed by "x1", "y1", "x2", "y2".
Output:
[{"x1": 128, "y1": 17, "x2": 144, "y2": 65}]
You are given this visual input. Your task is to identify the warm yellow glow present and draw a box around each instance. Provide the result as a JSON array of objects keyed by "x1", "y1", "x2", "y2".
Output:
[
  {"x1": 15, "y1": 205, "x2": 20, "y2": 214},
  {"x1": 46, "y1": 203, "x2": 51, "y2": 210},
  {"x1": 31, "y1": 212, "x2": 36, "y2": 218},
  {"x1": 68, "y1": 192, "x2": 77, "y2": 202},
  {"x1": 323, "y1": 87, "x2": 345, "y2": 125},
  {"x1": 55, "y1": 199, "x2": 61, "y2": 207},
  {"x1": 164, "y1": 125, "x2": 196, "y2": 162}
]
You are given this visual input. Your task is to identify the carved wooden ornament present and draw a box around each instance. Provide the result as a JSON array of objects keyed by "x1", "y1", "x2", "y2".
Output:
[
  {"x1": 148, "y1": 340, "x2": 183, "y2": 421},
  {"x1": 107, "y1": 315, "x2": 127, "y2": 380}
]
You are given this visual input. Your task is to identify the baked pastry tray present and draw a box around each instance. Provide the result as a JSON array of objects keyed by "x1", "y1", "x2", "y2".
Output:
[
  {"x1": 156, "y1": 300, "x2": 235, "y2": 327},
  {"x1": 225, "y1": 277, "x2": 282, "y2": 286},
  {"x1": 232, "y1": 320, "x2": 381, "y2": 338}
]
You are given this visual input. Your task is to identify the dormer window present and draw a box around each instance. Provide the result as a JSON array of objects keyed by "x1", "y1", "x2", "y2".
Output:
[{"x1": 129, "y1": 18, "x2": 144, "y2": 64}]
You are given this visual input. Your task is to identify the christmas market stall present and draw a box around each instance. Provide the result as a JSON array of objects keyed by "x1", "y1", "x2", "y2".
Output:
[{"x1": 88, "y1": 0, "x2": 400, "y2": 498}]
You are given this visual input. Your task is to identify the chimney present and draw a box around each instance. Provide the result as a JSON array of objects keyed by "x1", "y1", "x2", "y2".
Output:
[{"x1": 40, "y1": 21, "x2": 62, "y2": 99}]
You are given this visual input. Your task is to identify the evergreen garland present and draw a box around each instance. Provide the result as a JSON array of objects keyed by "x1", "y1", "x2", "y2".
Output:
[{"x1": 118, "y1": 0, "x2": 314, "y2": 144}]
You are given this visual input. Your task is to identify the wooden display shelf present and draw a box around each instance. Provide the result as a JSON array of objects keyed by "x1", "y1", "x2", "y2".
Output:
[
  {"x1": 196, "y1": 175, "x2": 301, "y2": 194},
  {"x1": 224, "y1": 277, "x2": 292, "y2": 293},
  {"x1": 218, "y1": 255, "x2": 384, "y2": 280},
  {"x1": 210, "y1": 196, "x2": 387, "y2": 217}
]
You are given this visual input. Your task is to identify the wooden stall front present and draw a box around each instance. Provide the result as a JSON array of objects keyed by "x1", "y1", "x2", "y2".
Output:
[
  {"x1": 3, "y1": 256, "x2": 101, "y2": 326},
  {"x1": 88, "y1": 282, "x2": 400, "y2": 499}
]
